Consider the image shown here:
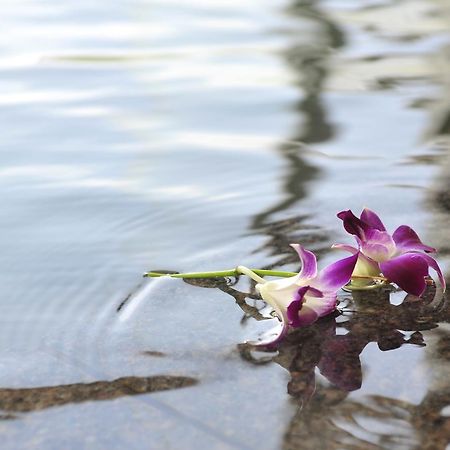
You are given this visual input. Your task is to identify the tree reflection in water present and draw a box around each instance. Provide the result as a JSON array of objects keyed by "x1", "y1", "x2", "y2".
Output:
[
  {"x1": 0, "y1": 375, "x2": 197, "y2": 420},
  {"x1": 250, "y1": 1, "x2": 345, "y2": 254}
]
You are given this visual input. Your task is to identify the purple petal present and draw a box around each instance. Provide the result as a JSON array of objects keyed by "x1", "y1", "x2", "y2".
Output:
[
  {"x1": 305, "y1": 286, "x2": 324, "y2": 298},
  {"x1": 290, "y1": 244, "x2": 317, "y2": 280},
  {"x1": 358, "y1": 229, "x2": 396, "y2": 262},
  {"x1": 303, "y1": 292, "x2": 337, "y2": 319},
  {"x1": 411, "y1": 252, "x2": 446, "y2": 292},
  {"x1": 296, "y1": 305, "x2": 319, "y2": 326},
  {"x1": 337, "y1": 210, "x2": 371, "y2": 240},
  {"x1": 365, "y1": 229, "x2": 396, "y2": 248},
  {"x1": 360, "y1": 242, "x2": 393, "y2": 262},
  {"x1": 287, "y1": 286, "x2": 325, "y2": 327},
  {"x1": 314, "y1": 252, "x2": 359, "y2": 291},
  {"x1": 287, "y1": 288, "x2": 335, "y2": 328},
  {"x1": 380, "y1": 253, "x2": 429, "y2": 296},
  {"x1": 287, "y1": 286, "x2": 308, "y2": 327},
  {"x1": 360, "y1": 208, "x2": 386, "y2": 231},
  {"x1": 331, "y1": 243, "x2": 359, "y2": 254},
  {"x1": 392, "y1": 225, "x2": 436, "y2": 254}
]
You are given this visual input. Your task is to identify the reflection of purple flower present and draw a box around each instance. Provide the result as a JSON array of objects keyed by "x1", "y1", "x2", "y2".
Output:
[
  {"x1": 282, "y1": 319, "x2": 365, "y2": 403},
  {"x1": 334, "y1": 208, "x2": 445, "y2": 296},
  {"x1": 256, "y1": 245, "x2": 358, "y2": 344}
]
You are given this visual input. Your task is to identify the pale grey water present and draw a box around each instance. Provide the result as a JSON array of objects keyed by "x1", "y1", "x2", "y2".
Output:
[{"x1": 0, "y1": 1, "x2": 449, "y2": 449}]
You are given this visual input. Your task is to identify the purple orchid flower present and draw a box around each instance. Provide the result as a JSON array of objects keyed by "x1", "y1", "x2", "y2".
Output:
[
  {"x1": 255, "y1": 245, "x2": 358, "y2": 345},
  {"x1": 334, "y1": 208, "x2": 445, "y2": 297}
]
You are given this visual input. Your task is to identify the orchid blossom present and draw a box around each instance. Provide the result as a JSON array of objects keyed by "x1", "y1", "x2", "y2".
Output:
[
  {"x1": 334, "y1": 208, "x2": 445, "y2": 296},
  {"x1": 238, "y1": 245, "x2": 358, "y2": 345}
]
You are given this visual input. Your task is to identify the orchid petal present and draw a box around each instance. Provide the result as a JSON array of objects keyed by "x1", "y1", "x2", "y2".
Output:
[
  {"x1": 359, "y1": 241, "x2": 392, "y2": 262},
  {"x1": 365, "y1": 229, "x2": 396, "y2": 249},
  {"x1": 305, "y1": 286, "x2": 324, "y2": 298},
  {"x1": 260, "y1": 275, "x2": 299, "y2": 292},
  {"x1": 359, "y1": 229, "x2": 396, "y2": 262},
  {"x1": 380, "y1": 253, "x2": 429, "y2": 297},
  {"x1": 256, "y1": 281, "x2": 296, "y2": 310},
  {"x1": 337, "y1": 210, "x2": 370, "y2": 240},
  {"x1": 331, "y1": 243, "x2": 359, "y2": 255},
  {"x1": 287, "y1": 286, "x2": 329, "y2": 328},
  {"x1": 303, "y1": 292, "x2": 337, "y2": 319},
  {"x1": 411, "y1": 252, "x2": 446, "y2": 292},
  {"x1": 360, "y1": 208, "x2": 386, "y2": 231},
  {"x1": 392, "y1": 225, "x2": 436, "y2": 254},
  {"x1": 287, "y1": 286, "x2": 308, "y2": 327},
  {"x1": 296, "y1": 305, "x2": 319, "y2": 326},
  {"x1": 333, "y1": 243, "x2": 381, "y2": 280},
  {"x1": 314, "y1": 252, "x2": 359, "y2": 291},
  {"x1": 290, "y1": 244, "x2": 317, "y2": 281},
  {"x1": 254, "y1": 283, "x2": 291, "y2": 345},
  {"x1": 353, "y1": 253, "x2": 381, "y2": 278}
]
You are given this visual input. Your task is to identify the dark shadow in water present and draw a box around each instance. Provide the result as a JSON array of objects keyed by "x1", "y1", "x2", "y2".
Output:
[
  {"x1": 0, "y1": 375, "x2": 197, "y2": 418},
  {"x1": 247, "y1": 2, "x2": 347, "y2": 284},
  {"x1": 251, "y1": 1, "x2": 345, "y2": 234},
  {"x1": 283, "y1": 0, "x2": 345, "y2": 143},
  {"x1": 250, "y1": 215, "x2": 330, "y2": 270}
]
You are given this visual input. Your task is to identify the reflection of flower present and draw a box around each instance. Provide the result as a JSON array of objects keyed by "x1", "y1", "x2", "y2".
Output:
[
  {"x1": 255, "y1": 245, "x2": 358, "y2": 344},
  {"x1": 259, "y1": 284, "x2": 444, "y2": 409},
  {"x1": 280, "y1": 319, "x2": 366, "y2": 403},
  {"x1": 334, "y1": 208, "x2": 445, "y2": 296}
]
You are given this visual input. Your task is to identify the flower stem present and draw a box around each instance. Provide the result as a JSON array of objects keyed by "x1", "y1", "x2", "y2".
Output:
[
  {"x1": 235, "y1": 266, "x2": 267, "y2": 284},
  {"x1": 143, "y1": 268, "x2": 297, "y2": 280},
  {"x1": 144, "y1": 270, "x2": 238, "y2": 279},
  {"x1": 144, "y1": 269, "x2": 393, "y2": 282}
]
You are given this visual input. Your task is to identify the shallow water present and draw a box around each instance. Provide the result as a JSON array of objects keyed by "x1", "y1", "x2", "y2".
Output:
[{"x1": 0, "y1": 0, "x2": 449, "y2": 448}]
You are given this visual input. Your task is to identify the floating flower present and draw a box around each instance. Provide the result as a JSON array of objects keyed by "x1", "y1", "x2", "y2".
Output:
[
  {"x1": 334, "y1": 208, "x2": 445, "y2": 296},
  {"x1": 246, "y1": 246, "x2": 358, "y2": 345}
]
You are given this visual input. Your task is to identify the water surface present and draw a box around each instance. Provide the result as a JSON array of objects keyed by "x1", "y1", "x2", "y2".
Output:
[{"x1": 0, "y1": 0, "x2": 449, "y2": 448}]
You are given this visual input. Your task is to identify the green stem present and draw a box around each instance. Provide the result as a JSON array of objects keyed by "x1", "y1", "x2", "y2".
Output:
[
  {"x1": 236, "y1": 266, "x2": 267, "y2": 284},
  {"x1": 144, "y1": 268, "x2": 297, "y2": 279}
]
